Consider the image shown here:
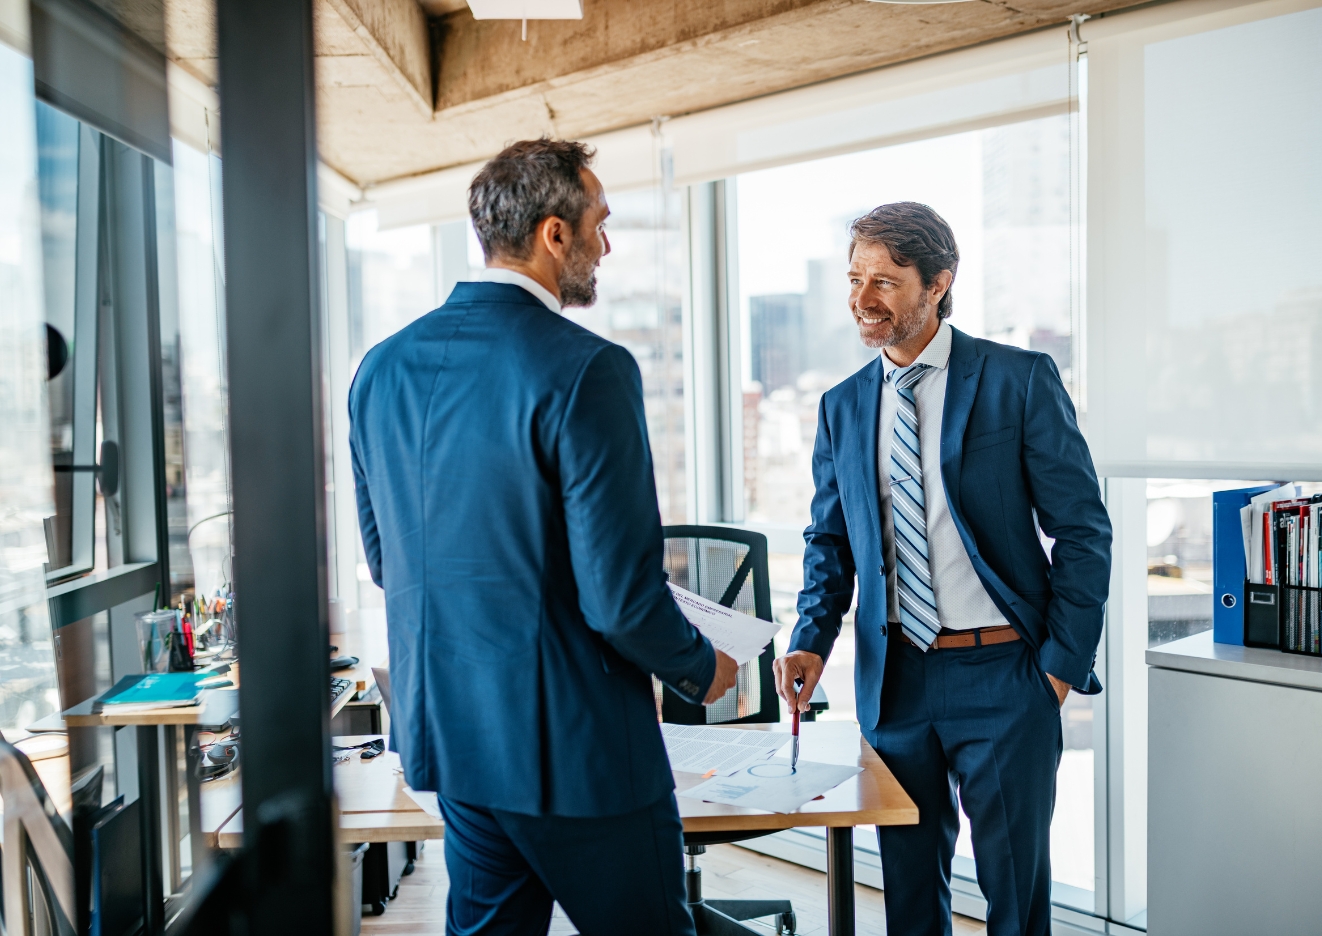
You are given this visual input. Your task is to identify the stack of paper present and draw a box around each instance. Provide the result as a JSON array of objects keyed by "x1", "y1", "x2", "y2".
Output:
[
  {"x1": 95, "y1": 673, "x2": 205, "y2": 715},
  {"x1": 668, "y1": 584, "x2": 781, "y2": 665},
  {"x1": 662, "y1": 724, "x2": 791, "y2": 775}
]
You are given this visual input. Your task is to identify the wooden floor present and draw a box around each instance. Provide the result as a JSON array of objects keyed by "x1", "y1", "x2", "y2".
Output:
[{"x1": 361, "y1": 840, "x2": 986, "y2": 935}]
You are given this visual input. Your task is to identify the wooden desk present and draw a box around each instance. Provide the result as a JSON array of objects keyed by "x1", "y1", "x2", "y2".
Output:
[
  {"x1": 212, "y1": 736, "x2": 444, "y2": 848},
  {"x1": 61, "y1": 688, "x2": 239, "y2": 728},
  {"x1": 675, "y1": 722, "x2": 916, "y2": 936}
]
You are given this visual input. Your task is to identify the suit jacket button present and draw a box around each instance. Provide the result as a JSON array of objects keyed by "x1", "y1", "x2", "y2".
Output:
[
  {"x1": 878, "y1": 564, "x2": 885, "y2": 575},
  {"x1": 880, "y1": 624, "x2": 888, "y2": 637}
]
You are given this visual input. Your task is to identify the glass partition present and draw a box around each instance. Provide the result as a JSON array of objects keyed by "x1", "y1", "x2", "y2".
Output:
[{"x1": 0, "y1": 40, "x2": 61, "y2": 738}]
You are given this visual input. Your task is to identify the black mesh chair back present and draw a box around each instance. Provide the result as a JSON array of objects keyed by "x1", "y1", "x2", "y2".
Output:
[{"x1": 660, "y1": 525, "x2": 778, "y2": 726}]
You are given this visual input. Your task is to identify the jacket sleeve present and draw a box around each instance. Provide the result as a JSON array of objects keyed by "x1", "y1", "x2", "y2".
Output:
[
  {"x1": 1022, "y1": 354, "x2": 1113, "y2": 689},
  {"x1": 559, "y1": 344, "x2": 716, "y2": 704},
  {"x1": 788, "y1": 395, "x2": 857, "y2": 662},
  {"x1": 348, "y1": 381, "x2": 382, "y2": 589}
]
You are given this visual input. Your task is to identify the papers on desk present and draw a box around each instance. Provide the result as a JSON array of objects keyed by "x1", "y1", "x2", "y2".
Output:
[
  {"x1": 404, "y1": 788, "x2": 442, "y2": 820},
  {"x1": 678, "y1": 759, "x2": 862, "y2": 814},
  {"x1": 668, "y1": 584, "x2": 780, "y2": 665},
  {"x1": 94, "y1": 673, "x2": 205, "y2": 714},
  {"x1": 662, "y1": 724, "x2": 791, "y2": 776}
]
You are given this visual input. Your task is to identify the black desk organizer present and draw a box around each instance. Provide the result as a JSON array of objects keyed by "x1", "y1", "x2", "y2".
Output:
[{"x1": 1244, "y1": 580, "x2": 1322, "y2": 656}]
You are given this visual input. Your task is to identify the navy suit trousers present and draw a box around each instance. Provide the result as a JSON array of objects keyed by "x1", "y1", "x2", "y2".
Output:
[
  {"x1": 867, "y1": 637, "x2": 1063, "y2": 936},
  {"x1": 438, "y1": 793, "x2": 696, "y2": 936}
]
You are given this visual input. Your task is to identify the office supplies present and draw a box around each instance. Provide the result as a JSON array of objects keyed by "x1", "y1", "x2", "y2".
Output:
[
  {"x1": 679, "y1": 757, "x2": 862, "y2": 814},
  {"x1": 95, "y1": 673, "x2": 205, "y2": 714},
  {"x1": 791, "y1": 709, "x2": 800, "y2": 770},
  {"x1": 668, "y1": 583, "x2": 780, "y2": 666},
  {"x1": 662, "y1": 723, "x2": 790, "y2": 775},
  {"x1": 330, "y1": 655, "x2": 360, "y2": 671}
]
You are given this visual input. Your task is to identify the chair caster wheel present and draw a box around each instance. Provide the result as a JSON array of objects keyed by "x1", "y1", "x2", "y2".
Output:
[
  {"x1": 775, "y1": 911, "x2": 796, "y2": 935},
  {"x1": 369, "y1": 901, "x2": 387, "y2": 916},
  {"x1": 403, "y1": 860, "x2": 415, "y2": 875}
]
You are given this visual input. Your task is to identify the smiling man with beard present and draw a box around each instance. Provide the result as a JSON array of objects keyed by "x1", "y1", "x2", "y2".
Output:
[
  {"x1": 349, "y1": 139, "x2": 736, "y2": 934},
  {"x1": 773, "y1": 202, "x2": 1111, "y2": 936}
]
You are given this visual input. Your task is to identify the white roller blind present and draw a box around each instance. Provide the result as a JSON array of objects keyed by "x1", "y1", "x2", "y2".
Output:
[
  {"x1": 1086, "y1": 0, "x2": 1322, "y2": 479},
  {"x1": 666, "y1": 28, "x2": 1072, "y2": 188}
]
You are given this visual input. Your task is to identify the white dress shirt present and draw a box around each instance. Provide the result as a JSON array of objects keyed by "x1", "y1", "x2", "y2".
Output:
[
  {"x1": 477, "y1": 267, "x2": 561, "y2": 314},
  {"x1": 878, "y1": 322, "x2": 1009, "y2": 632}
]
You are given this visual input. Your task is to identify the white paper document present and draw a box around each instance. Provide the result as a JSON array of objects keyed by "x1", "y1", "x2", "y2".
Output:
[
  {"x1": 668, "y1": 584, "x2": 780, "y2": 665},
  {"x1": 678, "y1": 759, "x2": 863, "y2": 814},
  {"x1": 403, "y1": 787, "x2": 442, "y2": 820},
  {"x1": 1241, "y1": 483, "x2": 1300, "y2": 582},
  {"x1": 662, "y1": 724, "x2": 791, "y2": 776}
]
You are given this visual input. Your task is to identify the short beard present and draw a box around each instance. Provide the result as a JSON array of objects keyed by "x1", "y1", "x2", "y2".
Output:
[
  {"x1": 558, "y1": 235, "x2": 598, "y2": 308},
  {"x1": 858, "y1": 296, "x2": 933, "y2": 349}
]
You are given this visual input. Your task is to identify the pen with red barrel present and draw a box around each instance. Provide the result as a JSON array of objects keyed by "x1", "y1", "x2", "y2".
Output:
[{"x1": 791, "y1": 677, "x2": 802, "y2": 768}]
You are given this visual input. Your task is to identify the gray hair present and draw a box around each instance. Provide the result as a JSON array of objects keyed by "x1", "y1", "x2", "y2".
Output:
[
  {"x1": 848, "y1": 202, "x2": 960, "y2": 320},
  {"x1": 468, "y1": 138, "x2": 596, "y2": 261}
]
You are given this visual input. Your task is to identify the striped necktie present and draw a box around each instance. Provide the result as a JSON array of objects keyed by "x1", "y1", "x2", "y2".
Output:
[{"x1": 887, "y1": 362, "x2": 940, "y2": 651}]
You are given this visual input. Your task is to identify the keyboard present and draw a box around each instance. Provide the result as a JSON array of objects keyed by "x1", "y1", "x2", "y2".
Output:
[{"x1": 331, "y1": 677, "x2": 354, "y2": 704}]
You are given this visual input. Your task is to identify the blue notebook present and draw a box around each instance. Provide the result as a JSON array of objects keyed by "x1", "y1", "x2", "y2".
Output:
[{"x1": 96, "y1": 673, "x2": 204, "y2": 711}]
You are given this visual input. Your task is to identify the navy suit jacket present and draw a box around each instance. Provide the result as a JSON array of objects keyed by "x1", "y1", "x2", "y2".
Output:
[
  {"x1": 788, "y1": 327, "x2": 1112, "y2": 733},
  {"x1": 349, "y1": 281, "x2": 715, "y2": 818}
]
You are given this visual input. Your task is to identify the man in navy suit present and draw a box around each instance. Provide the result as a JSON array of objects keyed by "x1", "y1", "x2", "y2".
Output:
[
  {"x1": 350, "y1": 139, "x2": 737, "y2": 935},
  {"x1": 774, "y1": 203, "x2": 1111, "y2": 936}
]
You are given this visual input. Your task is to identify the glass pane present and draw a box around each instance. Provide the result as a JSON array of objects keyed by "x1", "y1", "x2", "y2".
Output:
[
  {"x1": 346, "y1": 209, "x2": 436, "y2": 370},
  {"x1": 0, "y1": 42, "x2": 61, "y2": 736},
  {"x1": 36, "y1": 99, "x2": 96, "y2": 577},
  {"x1": 171, "y1": 140, "x2": 233, "y2": 603},
  {"x1": 738, "y1": 113, "x2": 1073, "y2": 535},
  {"x1": 346, "y1": 209, "x2": 436, "y2": 608},
  {"x1": 560, "y1": 187, "x2": 687, "y2": 523}
]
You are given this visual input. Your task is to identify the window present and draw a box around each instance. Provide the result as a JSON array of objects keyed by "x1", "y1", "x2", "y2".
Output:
[
  {"x1": 561, "y1": 186, "x2": 687, "y2": 523},
  {"x1": 170, "y1": 140, "x2": 232, "y2": 603},
  {"x1": 0, "y1": 40, "x2": 61, "y2": 738},
  {"x1": 345, "y1": 209, "x2": 438, "y2": 607}
]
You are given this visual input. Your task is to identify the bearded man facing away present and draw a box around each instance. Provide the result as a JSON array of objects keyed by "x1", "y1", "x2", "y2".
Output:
[{"x1": 349, "y1": 139, "x2": 736, "y2": 935}]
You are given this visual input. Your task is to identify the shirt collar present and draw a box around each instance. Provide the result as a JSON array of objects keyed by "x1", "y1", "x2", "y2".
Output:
[
  {"x1": 477, "y1": 267, "x2": 562, "y2": 314},
  {"x1": 881, "y1": 321, "x2": 952, "y2": 378}
]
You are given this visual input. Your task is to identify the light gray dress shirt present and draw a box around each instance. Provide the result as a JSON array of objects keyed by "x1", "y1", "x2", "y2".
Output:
[
  {"x1": 878, "y1": 322, "x2": 1009, "y2": 632},
  {"x1": 477, "y1": 267, "x2": 561, "y2": 313}
]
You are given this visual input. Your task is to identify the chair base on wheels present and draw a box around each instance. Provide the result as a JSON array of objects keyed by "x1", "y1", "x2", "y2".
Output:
[{"x1": 686, "y1": 845, "x2": 797, "y2": 935}]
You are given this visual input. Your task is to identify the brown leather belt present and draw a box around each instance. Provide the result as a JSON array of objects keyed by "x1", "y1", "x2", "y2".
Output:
[{"x1": 901, "y1": 624, "x2": 1021, "y2": 650}]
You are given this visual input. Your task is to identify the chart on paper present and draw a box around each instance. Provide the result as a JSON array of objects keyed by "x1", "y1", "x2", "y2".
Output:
[
  {"x1": 678, "y1": 759, "x2": 863, "y2": 814},
  {"x1": 662, "y1": 724, "x2": 791, "y2": 775}
]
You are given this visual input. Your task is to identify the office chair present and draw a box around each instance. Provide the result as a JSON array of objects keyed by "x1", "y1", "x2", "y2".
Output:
[
  {"x1": 661, "y1": 525, "x2": 825, "y2": 936},
  {"x1": 0, "y1": 738, "x2": 77, "y2": 936}
]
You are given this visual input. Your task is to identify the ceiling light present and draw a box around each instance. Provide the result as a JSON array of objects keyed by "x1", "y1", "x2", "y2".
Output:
[{"x1": 466, "y1": 0, "x2": 584, "y2": 19}]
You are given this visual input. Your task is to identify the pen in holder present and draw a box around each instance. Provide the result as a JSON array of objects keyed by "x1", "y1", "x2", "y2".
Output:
[{"x1": 135, "y1": 609, "x2": 195, "y2": 673}]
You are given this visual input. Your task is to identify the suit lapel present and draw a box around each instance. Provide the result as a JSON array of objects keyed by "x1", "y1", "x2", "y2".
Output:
[
  {"x1": 940, "y1": 328, "x2": 985, "y2": 521},
  {"x1": 854, "y1": 356, "x2": 884, "y2": 547}
]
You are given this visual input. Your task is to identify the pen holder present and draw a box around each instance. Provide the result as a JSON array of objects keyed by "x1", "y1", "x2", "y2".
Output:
[
  {"x1": 135, "y1": 610, "x2": 176, "y2": 673},
  {"x1": 1280, "y1": 584, "x2": 1322, "y2": 656}
]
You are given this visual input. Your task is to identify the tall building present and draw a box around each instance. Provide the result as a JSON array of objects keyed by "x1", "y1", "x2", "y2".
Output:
[{"x1": 749, "y1": 293, "x2": 805, "y2": 393}]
